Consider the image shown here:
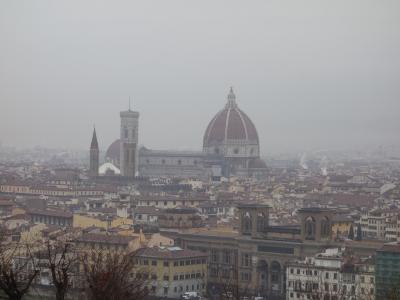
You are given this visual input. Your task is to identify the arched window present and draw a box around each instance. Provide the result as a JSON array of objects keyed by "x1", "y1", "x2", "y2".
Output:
[
  {"x1": 271, "y1": 261, "x2": 281, "y2": 283},
  {"x1": 257, "y1": 212, "x2": 266, "y2": 232},
  {"x1": 321, "y1": 216, "x2": 330, "y2": 237},
  {"x1": 305, "y1": 216, "x2": 316, "y2": 240},
  {"x1": 242, "y1": 212, "x2": 252, "y2": 234}
]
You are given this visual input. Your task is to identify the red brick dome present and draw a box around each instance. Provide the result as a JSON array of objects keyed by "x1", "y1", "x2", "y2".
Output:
[
  {"x1": 203, "y1": 88, "x2": 259, "y2": 147},
  {"x1": 105, "y1": 139, "x2": 120, "y2": 163}
]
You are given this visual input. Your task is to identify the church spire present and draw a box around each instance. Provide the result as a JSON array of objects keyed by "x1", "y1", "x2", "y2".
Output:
[
  {"x1": 90, "y1": 127, "x2": 98, "y2": 149},
  {"x1": 226, "y1": 86, "x2": 237, "y2": 108}
]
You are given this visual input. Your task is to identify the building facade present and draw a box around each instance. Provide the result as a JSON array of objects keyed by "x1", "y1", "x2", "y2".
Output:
[
  {"x1": 101, "y1": 88, "x2": 267, "y2": 179},
  {"x1": 286, "y1": 248, "x2": 375, "y2": 300},
  {"x1": 134, "y1": 246, "x2": 208, "y2": 299},
  {"x1": 375, "y1": 243, "x2": 400, "y2": 299},
  {"x1": 175, "y1": 205, "x2": 382, "y2": 299}
]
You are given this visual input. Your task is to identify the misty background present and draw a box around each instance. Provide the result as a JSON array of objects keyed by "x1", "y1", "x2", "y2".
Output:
[{"x1": 0, "y1": 1, "x2": 399, "y2": 155}]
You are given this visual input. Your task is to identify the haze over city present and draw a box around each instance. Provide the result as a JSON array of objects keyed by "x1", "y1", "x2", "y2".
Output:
[{"x1": 1, "y1": 1, "x2": 399, "y2": 154}]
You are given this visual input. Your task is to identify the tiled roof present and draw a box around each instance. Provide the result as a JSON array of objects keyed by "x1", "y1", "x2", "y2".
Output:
[
  {"x1": 136, "y1": 247, "x2": 207, "y2": 259},
  {"x1": 76, "y1": 233, "x2": 137, "y2": 245},
  {"x1": 27, "y1": 209, "x2": 73, "y2": 218}
]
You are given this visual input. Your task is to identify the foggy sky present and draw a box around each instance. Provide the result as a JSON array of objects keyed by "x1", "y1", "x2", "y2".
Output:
[{"x1": 1, "y1": 1, "x2": 399, "y2": 154}]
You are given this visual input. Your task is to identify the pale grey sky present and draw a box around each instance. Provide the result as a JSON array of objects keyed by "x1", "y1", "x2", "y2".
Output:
[{"x1": 1, "y1": 1, "x2": 399, "y2": 154}]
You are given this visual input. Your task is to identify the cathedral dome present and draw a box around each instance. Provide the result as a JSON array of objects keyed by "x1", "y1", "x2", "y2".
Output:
[
  {"x1": 105, "y1": 139, "x2": 120, "y2": 165},
  {"x1": 203, "y1": 88, "x2": 259, "y2": 158}
]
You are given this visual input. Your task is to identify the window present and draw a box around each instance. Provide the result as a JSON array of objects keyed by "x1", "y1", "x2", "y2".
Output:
[
  {"x1": 163, "y1": 287, "x2": 168, "y2": 295},
  {"x1": 151, "y1": 260, "x2": 157, "y2": 266},
  {"x1": 210, "y1": 267, "x2": 218, "y2": 277},
  {"x1": 333, "y1": 272, "x2": 337, "y2": 279},
  {"x1": 179, "y1": 274, "x2": 184, "y2": 280},
  {"x1": 164, "y1": 261, "x2": 169, "y2": 267},
  {"x1": 324, "y1": 283, "x2": 329, "y2": 292},
  {"x1": 178, "y1": 160, "x2": 182, "y2": 165},
  {"x1": 180, "y1": 260, "x2": 185, "y2": 266},
  {"x1": 143, "y1": 260, "x2": 149, "y2": 265},
  {"x1": 290, "y1": 268, "x2": 294, "y2": 274},
  {"x1": 163, "y1": 275, "x2": 169, "y2": 281},
  {"x1": 223, "y1": 249, "x2": 231, "y2": 264},
  {"x1": 211, "y1": 249, "x2": 219, "y2": 263},
  {"x1": 173, "y1": 275, "x2": 178, "y2": 280},
  {"x1": 151, "y1": 274, "x2": 157, "y2": 280},
  {"x1": 241, "y1": 253, "x2": 250, "y2": 267},
  {"x1": 325, "y1": 272, "x2": 329, "y2": 279},
  {"x1": 241, "y1": 272, "x2": 251, "y2": 281}
]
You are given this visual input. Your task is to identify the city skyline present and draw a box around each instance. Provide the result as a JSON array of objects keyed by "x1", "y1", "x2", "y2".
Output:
[{"x1": 1, "y1": 1, "x2": 399, "y2": 154}]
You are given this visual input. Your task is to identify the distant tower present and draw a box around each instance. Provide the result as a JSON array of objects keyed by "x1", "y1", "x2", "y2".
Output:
[
  {"x1": 89, "y1": 127, "x2": 99, "y2": 177},
  {"x1": 120, "y1": 103, "x2": 139, "y2": 177}
]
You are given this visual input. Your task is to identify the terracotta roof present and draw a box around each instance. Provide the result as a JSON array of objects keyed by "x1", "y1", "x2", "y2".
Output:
[
  {"x1": 203, "y1": 88, "x2": 259, "y2": 146},
  {"x1": 134, "y1": 206, "x2": 160, "y2": 215},
  {"x1": 77, "y1": 233, "x2": 137, "y2": 245},
  {"x1": 27, "y1": 209, "x2": 73, "y2": 218},
  {"x1": 105, "y1": 139, "x2": 120, "y2": 162},
  {"x1": 378, "y1": 243, "x2": 400, "y2": 253},
  {"x1": 0, "y1": 200, "x2": 14, "y2": 206},
  {"x1": 136, "y1": 246, "x2": 207, "y2": 259}
]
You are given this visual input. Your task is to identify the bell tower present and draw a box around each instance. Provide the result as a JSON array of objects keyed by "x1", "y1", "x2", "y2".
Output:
[
  {"x1": 120, "y1": 103, "x2": 139, "y2": 177},
  {"x1": 89, "y1": 127, "x2": 99, "y2": 177}
]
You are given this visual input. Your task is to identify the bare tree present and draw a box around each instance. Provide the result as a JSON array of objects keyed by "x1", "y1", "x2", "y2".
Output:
[
  {"x1": 41, "y1": 239, "x2": 78, "y2": 300},
  {"x1": 0, "y1": 240, "x2": 39, "y2": 300},
  {"x1": 209, "y1": 261, "x2": 250, "y2": 300},
  {"x1": 80, "y1": 249, "x2": 148, "y2": 300}
]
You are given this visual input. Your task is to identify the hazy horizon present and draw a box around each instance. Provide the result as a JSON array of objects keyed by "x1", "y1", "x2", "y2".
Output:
[{"x1": 1, "y1": 1, "x2": 399, "y2": 155}]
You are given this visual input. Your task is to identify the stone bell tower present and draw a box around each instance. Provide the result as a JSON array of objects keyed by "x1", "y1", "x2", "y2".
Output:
[
  {"x1": 89, "y1": 127, "x2": 99, "y2": 177},
  {"x1": 120, "y1": 103, "x2": 139, "y2": 177}
]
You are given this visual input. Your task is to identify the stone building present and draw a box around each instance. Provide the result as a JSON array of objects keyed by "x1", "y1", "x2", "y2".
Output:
[
  {"x1": 174, "y1": 205, "x2": 383, "y2": 299},
  {"x1": 100, "y1": 88, "x2": 267, "y2": 179},
  {"x1": 120, "y1": 107, "x2": 139, "y2": 177},
  {"x1": 286, "y1": 248, "x2": 375, "y2": 300},
  {"x1": 158, "y1": 207, "x2": 203, "y2": 229},
  {"x1": 134, "y1": 246, "x2": 207, "y2": 298}
]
